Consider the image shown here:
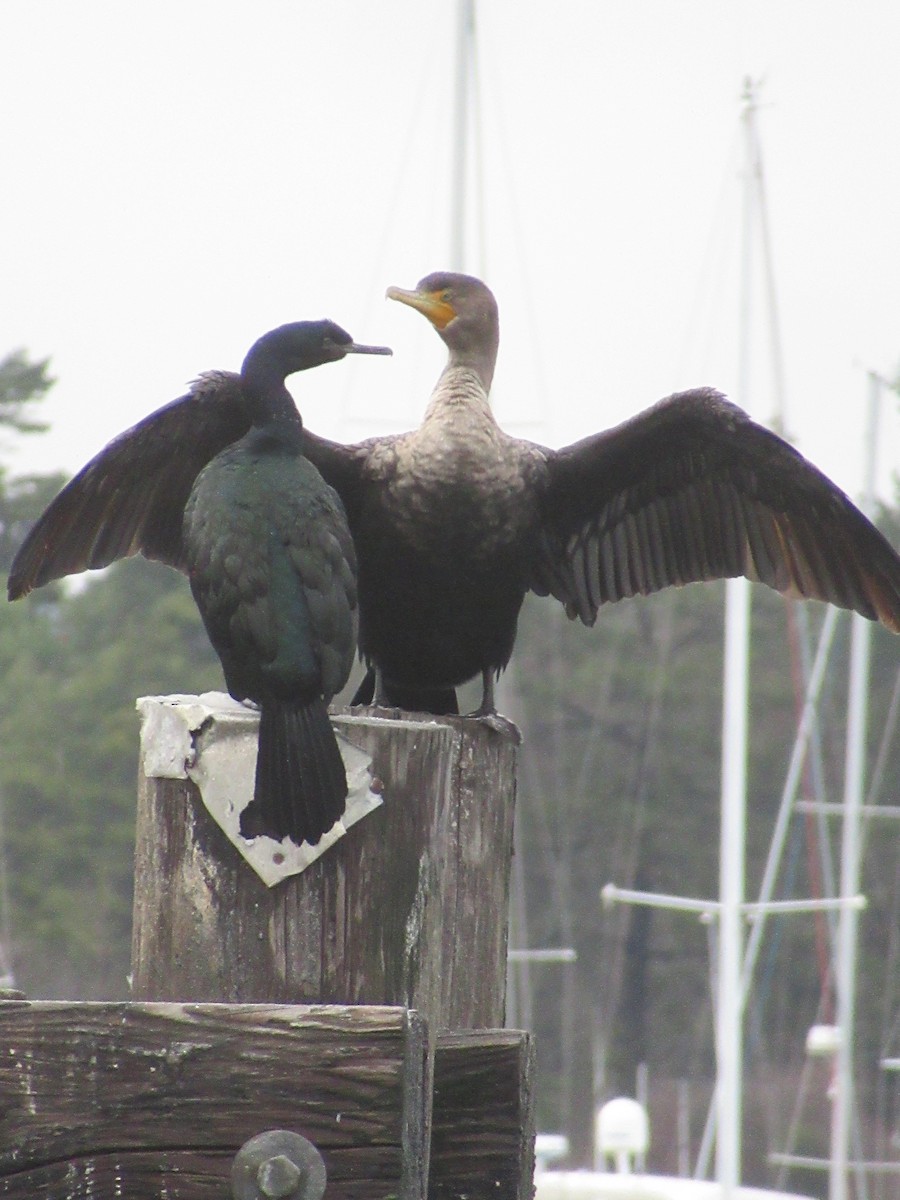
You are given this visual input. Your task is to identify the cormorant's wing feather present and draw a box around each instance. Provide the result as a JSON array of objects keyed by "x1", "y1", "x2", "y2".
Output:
[
  {"x1": 302, "y1": 428, "x2": 394, "y2": 525},
  {"x1": 7, "y1": 372, "x2": 252, "y2": 598},
  {"x1": 532, "y1": 387, "x2": 900, "y2": 631}
]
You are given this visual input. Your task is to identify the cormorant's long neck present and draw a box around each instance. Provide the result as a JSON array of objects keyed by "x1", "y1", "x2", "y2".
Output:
[
  {"x1": 424, "y1": 338, "x2": 498, "y2": 424},
  {"x1": 455, "y1": 330, "x2": 498, "y2": 395},
  {"x1": 240, "y1": 355, "x2": 300, "y2": 428}
]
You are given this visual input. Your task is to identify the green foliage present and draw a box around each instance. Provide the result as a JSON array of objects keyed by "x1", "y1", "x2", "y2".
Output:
[
  {"x1": 0, "y1": 349, "x2": 53, "y2": 443},
  {"x1": 0, "y1": 347, "x2": 222, "y2": 995},
  {"x1": 1, "y1": 558, "x2": 222, "y2": 998},
  {"x1": 0, "y1": 350, "x2": 62, "y2": 572}
]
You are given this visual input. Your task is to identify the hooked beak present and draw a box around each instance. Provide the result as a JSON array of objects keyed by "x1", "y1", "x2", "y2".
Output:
[{"x1": 386, "y1": 285, "x2": 457, "y2": 330}]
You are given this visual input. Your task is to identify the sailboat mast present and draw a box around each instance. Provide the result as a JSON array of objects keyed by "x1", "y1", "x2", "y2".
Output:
[
  {"x1": 715, "y1": 74, "x2": 760, "y2": 1199},
  {"x1": 829, "y1": 372, "x2": 880, "y2": 1200},
  {"x1": 449, "y1": 0, "x2": 475, "y2": 271}
]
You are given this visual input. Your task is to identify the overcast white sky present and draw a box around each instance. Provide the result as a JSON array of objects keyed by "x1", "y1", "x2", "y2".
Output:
[{"x1": 3, "y1": 1, "x2": 899, "y2": 505}]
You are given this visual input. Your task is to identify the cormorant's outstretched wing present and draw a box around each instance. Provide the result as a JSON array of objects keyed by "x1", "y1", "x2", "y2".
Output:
[
  {"x1": 301, "y1": 429, "x2": 392, "y2": 524},
  {"x1": 7, "y1": 371, "x2": 252, "y2": 599},
  {"x1": 531, "y1": 387, "x2": 900, "y2": 631}
]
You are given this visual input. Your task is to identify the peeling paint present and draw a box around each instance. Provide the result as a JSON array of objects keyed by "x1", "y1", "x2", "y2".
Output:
[{"x1": 136, "y1": 692, "x2": 383, "y2": 886}]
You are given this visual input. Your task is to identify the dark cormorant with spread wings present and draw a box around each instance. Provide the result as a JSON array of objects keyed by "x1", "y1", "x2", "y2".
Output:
[{"x1": 9, "y1": 274, "x2": 900, "y2": 718}]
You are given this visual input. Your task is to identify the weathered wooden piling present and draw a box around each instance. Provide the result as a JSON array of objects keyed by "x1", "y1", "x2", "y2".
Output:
[
  {"x1": 0, "y1": 698, "x2": 536, "y2": 1199},
  {"x1": 131, "y1": 701, "x2": 519, "y2": 1034}
]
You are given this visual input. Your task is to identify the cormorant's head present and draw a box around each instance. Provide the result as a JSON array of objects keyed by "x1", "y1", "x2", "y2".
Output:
[
  {"x1": 242, "y1": 320, "x2": 392, "y2": 383},
  {"x1": 386, "y1": 272, "x2": 499, "y2": 386}
]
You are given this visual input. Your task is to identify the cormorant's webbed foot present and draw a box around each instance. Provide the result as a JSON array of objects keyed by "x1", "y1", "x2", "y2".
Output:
[{"x1": 466, "y1": 670, "x2": 520, "y2": 738}]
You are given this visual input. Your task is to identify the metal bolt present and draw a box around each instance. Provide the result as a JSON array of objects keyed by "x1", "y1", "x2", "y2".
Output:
[
  {"x1": 231, "y1": 1130, "x2": 326, "y2": 1200},
  {"x1": 257, "y1": 1154, "x2": 301, "y2": 1197}
]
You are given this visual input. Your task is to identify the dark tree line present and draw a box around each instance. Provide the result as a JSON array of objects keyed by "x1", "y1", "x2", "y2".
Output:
[{"x1": 507, "y1": 539, "x2": 900, "y2": 1192}]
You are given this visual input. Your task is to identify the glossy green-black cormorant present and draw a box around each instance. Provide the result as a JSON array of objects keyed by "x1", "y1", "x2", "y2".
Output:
[
  {"x1": 19, "y1": 320, "x2": 390, "y2": 846},
  {"x1": 185, "y1": 320, "x2": 393, "y2": 846},
  {"x1": 9, "y1": 274, "x2": 900, "y2": 721}
]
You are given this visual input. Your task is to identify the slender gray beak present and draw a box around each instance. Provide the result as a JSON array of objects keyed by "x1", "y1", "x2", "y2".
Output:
[{"x1": 346, "y1": 342, "x2": 392, "y2": 356}]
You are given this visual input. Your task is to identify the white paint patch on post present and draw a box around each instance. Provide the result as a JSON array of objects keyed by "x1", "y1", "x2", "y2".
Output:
[{"x1": 136, "y1": 692, "x2": 382, "y2": 887}]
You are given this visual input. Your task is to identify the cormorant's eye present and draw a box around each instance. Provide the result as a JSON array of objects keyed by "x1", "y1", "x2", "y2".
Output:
[{"x1": 441, "y1": 291, "x2": 451, "y2": 303}]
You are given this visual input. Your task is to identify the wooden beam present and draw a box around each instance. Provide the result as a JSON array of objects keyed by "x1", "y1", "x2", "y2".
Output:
[
  {"x1": 0, "y1": 1001, "x2": 429, "y2": 1199},
  {"x1": 430, "y1": 1029, "x2": 536, "y2": 1200}
]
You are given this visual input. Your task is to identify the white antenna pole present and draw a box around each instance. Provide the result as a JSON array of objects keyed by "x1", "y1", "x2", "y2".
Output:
[{"x1": 829, "y1": 371, "x2": 880, "y2": 1200}]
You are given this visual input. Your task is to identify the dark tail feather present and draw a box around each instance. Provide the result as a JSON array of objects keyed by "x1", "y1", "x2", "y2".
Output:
[
  {"x1": 351, "y1": 667, "x2": 459, "y2": 716},
  {"x1": 240, "y1": 698, "x2": 348, "y2": 846}
]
